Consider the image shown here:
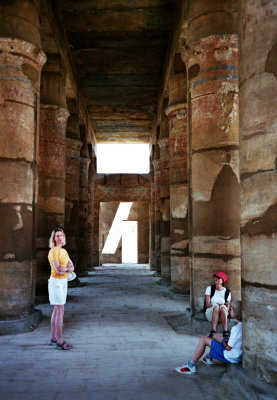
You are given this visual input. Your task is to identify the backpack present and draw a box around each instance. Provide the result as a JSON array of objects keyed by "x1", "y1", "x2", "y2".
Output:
[{"x1": 203, "y1": 285, "x2": 230, "y2": 312}]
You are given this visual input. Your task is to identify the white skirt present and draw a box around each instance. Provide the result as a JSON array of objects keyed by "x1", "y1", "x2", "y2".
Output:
[{"x1": 48, "y1": 277, "x2": 68, "y2": 305}]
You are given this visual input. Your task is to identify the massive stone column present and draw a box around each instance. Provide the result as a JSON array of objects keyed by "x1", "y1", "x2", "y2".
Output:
[
  {"x1": 87, "y1": 149, "x2": 96, "y2": 269},
  {"x1": 149, "y1": 158, "x2": 156, "y2": 270},
  {"x1": 153, "y1": 143, "x2": 161, "y2": 273},
  {"x1": 78, "y1": 127, "x2": 90, "y2": 275},
  {"x1": 166, "y1": 58, "x2": 189, "y2": 293},
  {"x1": 239, "y1": 0, "x2": 277, "y2": 383},
  {"x1": 0, "y1": 0, "x2": 46, "y2": 333},
  {"x1": 158, "y1": 112, "x2": 171, "y2": 281},
  {"x1": 183, "y1": 0, "x2": 241, "y2": 314},
  {"x1": 65, "y1": 102, "x2": 81, "y2": 267},
  {"x1": 92, "y1": 199, "x2": 100, "y2": 267},
  {"x1": 36, "y1": 55, "x2": 69, "y2": 294}
]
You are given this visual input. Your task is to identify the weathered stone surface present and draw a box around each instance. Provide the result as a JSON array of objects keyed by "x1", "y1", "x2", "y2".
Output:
[
  {"x1": 0, "y1": 161, "x2": 33, "y2": 204},
  {"x1": 192, "y1": 150, "x2": 239, "y2": 201},
  {"x1": 171, "y1": 256, "x2": 190, "y2": 293},
  {"x1": 242, "y1": 285, "x2": 277, "y2": 383},
  {"x1": 240, "y1": 171, "x2": 277, "y2": 227},
  {"x1": 187, "y1": 0, "x2": 239, "y2": 44},
  {"x1": 240, "y1": 74, "x2": 277, "y2": 139},
  {"x1": 0, "y1": 102, "x2": 35, "y2": 161},
  {"x1": 193, "y1": 237, "x2": 240, "y2": 257},
  {"x1": 170, "y1": 184, "x2": 188, "y2": 219},
  {"x1": 240, "y1": 131, "x2": 277, "y2": 174},
  {"x1": 0, "y1": 0, "x2": 41, "y2": 46},
  {"x1": 242, "y1": 234, "x2": 277, "y2": 286},
  {"x1": 239, "y1": 0, "x2": 277, "y2": 82}
]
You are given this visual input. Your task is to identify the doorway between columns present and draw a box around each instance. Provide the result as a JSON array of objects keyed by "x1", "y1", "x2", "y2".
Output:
[{"x1": 99, "y1": 201, "x2": 149, "y2": 266}]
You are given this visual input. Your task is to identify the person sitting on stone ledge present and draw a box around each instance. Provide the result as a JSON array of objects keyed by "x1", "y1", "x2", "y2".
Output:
[
  {"x1": 175, "y1": 300, "x2": 242, "y2": 375},
  {"x1": 204, "y1": 271, "x2": 231, "y2": 338}
]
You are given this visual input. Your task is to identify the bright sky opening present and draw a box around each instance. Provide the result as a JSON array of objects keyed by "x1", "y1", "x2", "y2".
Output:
[{"x1": 96, "y1": 143, "x2": 150, "y2": 174}]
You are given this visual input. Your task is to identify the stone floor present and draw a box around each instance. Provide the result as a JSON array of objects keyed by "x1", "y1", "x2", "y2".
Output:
[{"x1": 0, "y1": 264, "x2": 246, "y2": 400}]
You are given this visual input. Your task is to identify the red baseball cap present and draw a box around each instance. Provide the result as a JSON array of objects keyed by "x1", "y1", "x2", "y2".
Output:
[{"x1": 213, "y1": 272, "x2": 227, "y2": 282}]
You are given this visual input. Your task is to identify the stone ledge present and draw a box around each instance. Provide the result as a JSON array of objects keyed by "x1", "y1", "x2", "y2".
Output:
[
  {"x1": 184, "y1": 308, "x2": 237, "y2": 334},
  {"x1": 0, "y1": 309, "x2": 42, "y2": 335},
  {"x1": 227, "y1": 364, "x2": 277, "y2": 400}
]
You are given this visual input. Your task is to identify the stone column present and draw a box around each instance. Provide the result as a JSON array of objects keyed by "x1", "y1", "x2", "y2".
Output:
[
  {"x1": 65, "y1": 103, "x2": 81, "y2": 267},
  {"x1": 87, "y1": 150, "x2": 96, "y2": 269},
  {"x1": 166, "y1": 65, "x2": 189, "y2": 293},
  {"x1": 92, "y1": 200, "x2": 100, "y2": 267},
  {"x1": 183, "y1": 0, "x2": 241, "y2": 314},
  {"x1": 36, "y1": 55, "x2": 70, "y2": 295},
  {"x1": 153, "y1": 144, "x2": 161, "y2": 273},
  {"x1": 239, "y1": 0, "x2": 277, "y2": 383},
  {"x1": 78, "y1": 128, "x2": 90, "y2": 275},
  {"x1": 149, "y1": 158, "x2": 156, "y2": 270},
  {"x1": 158, "y1": 113, "x2": 171, "y2": 281},
  {"x1": 0, "y1": 0, "x2": 46, "y2": 333}
]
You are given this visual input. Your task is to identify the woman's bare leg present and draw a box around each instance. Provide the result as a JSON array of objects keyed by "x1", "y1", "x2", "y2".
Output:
[
  {"x1": 192, "y1": 336, "x2": 212, "y2": 363},
  {"x1": 54, "y1": 305, "x2": 65, "y2": 344},
  {"x1": 212, "y1": 305, "x2": 220, "y2": 331},
  {"x1": 220, "y1": 308, "x2": 228, "y2": 331},
  {"x1": 51, "y1": 307, "x2": 57, "y2": 340}
]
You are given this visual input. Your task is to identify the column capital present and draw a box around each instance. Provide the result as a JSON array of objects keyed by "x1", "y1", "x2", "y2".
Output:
[{"x1": 165, "y1": 103, "x2": 187, "y2": 119}]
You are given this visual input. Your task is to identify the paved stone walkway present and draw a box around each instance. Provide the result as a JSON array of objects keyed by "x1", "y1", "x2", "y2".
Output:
[{"x1": 0, "y1": 265, "x2": 245, "y2": 400}]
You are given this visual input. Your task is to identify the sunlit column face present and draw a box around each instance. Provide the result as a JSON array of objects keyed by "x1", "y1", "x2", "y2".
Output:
[{"x1": 96, "y1": 143, "x2": 150, "y2": 174}]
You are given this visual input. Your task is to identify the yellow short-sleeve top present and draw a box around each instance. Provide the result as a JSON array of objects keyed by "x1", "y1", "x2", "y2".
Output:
[{"x1": 48, "y1": 247, "x2": 69, "y2": 279}]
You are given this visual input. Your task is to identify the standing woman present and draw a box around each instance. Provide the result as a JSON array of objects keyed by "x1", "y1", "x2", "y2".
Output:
[{"x1": 48, "y1": 228, "x2": 74, "y2": 350}]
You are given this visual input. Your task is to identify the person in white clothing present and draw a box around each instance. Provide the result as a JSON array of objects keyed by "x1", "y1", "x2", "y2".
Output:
[
  {"x1": 205, "y1": 271, "x2": 231, "y2": 338},
  {"x1": 175, "y1": 300, "x2": 242, "y2": 375}
]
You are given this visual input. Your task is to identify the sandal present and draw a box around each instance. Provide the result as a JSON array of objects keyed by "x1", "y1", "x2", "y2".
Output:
[
  {"x1": 209, "y1": 330, "x2": 216, "y2": 338},
  {"x1": 49, "y1": 339, "x2": 57, "y2": 346},
  {"x1": 56, "y1": 341, "x2": 73, "y2": 350},
  {"x1": 223, "y1": 330, "x2": 230, "y2": 338}
]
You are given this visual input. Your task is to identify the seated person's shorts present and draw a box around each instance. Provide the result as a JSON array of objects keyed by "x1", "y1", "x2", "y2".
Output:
[
  {"x1": 205, "y1": 304, "x2": 228, "y2": 322},
  {"x1": 48, "y1": 277, "x2": 67, "y2": 305},
  {"x1": 210, "y1": 339, "x2": 231, "y2": 363}
]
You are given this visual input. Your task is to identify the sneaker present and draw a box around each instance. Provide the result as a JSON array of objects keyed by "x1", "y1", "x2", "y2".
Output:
[
  {"x1": 201, "y1": 356, "x2": 214, "y2": 366},
  {"x1": 175, "y1": 363, "x2": 196, "y2": 374}
]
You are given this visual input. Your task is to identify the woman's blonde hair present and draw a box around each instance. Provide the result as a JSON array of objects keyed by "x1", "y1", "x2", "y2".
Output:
[
  {"x1": 230, "y1": 300, "x2": 242, "y2": 321},
  {"x1": 49, "y1": 228, "x2": 66, "y2": 248}
]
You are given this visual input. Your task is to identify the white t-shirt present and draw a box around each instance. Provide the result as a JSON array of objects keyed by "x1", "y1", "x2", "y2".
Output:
[
  {"x1": 205, "y1": 286, "x2": 231, "y2": 305},
  {"x1": 223, "y1": 322, "x2": 242, "y2": 363}
]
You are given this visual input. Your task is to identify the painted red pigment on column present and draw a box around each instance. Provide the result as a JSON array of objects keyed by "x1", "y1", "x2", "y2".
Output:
[
  {"x1": 0, "y1": 0, "x2": 46, "y2": 333},
  {"x1": 65, "y1": 109, "x2": 82, "y2": 268},
  {"x1": 183, "y1": 33, "x2": 240, "y2": 314},
  {"x1": 166, "y1": 69, "x2": 189, "y2": 293},
  {"x1": 36, "y1": 65, "x2": 69, "y2": 295},
  {"x1": 240, "y1": 0, "x2": 277, "y2": 384}
]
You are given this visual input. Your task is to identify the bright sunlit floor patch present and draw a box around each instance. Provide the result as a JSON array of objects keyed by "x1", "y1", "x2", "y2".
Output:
[{"x1": 97, "y1": 143, "x2": 150, "y2": 174}]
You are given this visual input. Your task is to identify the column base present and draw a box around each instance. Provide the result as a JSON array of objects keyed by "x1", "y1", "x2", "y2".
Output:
[
  {"x1": 227, "y1": 364, "x2": 277, "y2": 399},
  {"x1": 0, "y1": 309, "x2": 42, "y2": 335}
]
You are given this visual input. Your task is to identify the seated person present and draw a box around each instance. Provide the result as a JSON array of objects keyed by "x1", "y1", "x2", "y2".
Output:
[
  {"x1": 175, "y1": 300, "x2": 242, "y2": 375},
  {"x1": 205, "y1": 271, "x2": 231, "y2": 338}
]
